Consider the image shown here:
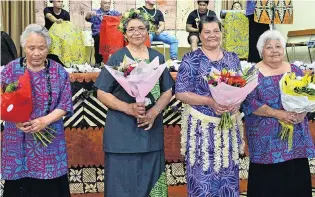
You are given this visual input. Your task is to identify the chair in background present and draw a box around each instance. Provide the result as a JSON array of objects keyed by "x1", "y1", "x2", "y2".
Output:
[
  {"x1": 151, "y1": 41, "x2": 166, "y2": 58},
  {"x1": 286, "y1": 29, "x2": 315, "y2": 63}
]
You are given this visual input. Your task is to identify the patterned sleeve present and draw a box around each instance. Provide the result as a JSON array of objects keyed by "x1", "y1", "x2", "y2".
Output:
[
  {"x1": 55, "y1": 66, "x2": 73, "y2": 116},
  {"x1": 175, "y1": 54, "x2": 195, "y2": 93},
  {"x1": 241, "y1": 85, "x2": 265, "y2": 116},
  {"x1": 1, "y1": 62, "x2": 13, "y2": 87},
  {"x1": 94, "y1": 53, "x2": 118, "y2": 93},
  {"x1": 291, "y1": 64, "x2": 304, "y2": 76},
  {"x1": 112, "y1": 10, "x2": 121, "y2": 16},
  {"x1": 230, "y1": 52, "x2": 241, "y2": 71}
]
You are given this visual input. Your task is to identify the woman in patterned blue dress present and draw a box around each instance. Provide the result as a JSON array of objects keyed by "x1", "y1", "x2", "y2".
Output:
[
  {"x1": 242, "y1": 30, "x2": 315, "y2": 197},
  {"x1": 175, "y1": 16, "x2": 244, "y2": 197},
  {"x1": 1, "y1": 24, "x2": 73, "y2": 196}
]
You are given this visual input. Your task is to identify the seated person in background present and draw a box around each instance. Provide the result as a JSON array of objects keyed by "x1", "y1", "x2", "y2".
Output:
[
  {"x1": 186, "y1": 0, "x2": 216, "y2": 51},
  {"x1": 44, "y1": 0, "x2": 70, "y2": 30},
  {"x1": 231, "y1": 1, "x2": 243, "y2": 10},
  {"x1": 85, "y1": 0, "x2": 121, "y2": 65},
  {"x1": 139, "y1": 0, "x2": 179, "y2": 62}
]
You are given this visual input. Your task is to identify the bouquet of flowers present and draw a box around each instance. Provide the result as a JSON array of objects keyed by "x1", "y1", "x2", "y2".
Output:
[
  {"x1": 1, "y1": 70, "x2": 33, "y2": 122},
  {"x1": 279, "y1": 72, "x2": 315, "y2": 151},
  {"x1": 204, "y1": 66, "x2": 258, "y2": 130},
  {"x1": 1, "y1": 70, "x2": 56, "y2": 147},
  {"x1": 104, "y1": 55, "x2": 167, "y2": 105}
]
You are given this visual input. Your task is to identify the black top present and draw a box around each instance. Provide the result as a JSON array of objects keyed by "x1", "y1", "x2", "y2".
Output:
[
  {"x1": 186, "y1": 9, "x2": 216, "y2": 29},
  {"x1": 94, "y1": 47, "x2": 175, "y2": 153},
  {"x1": 44, "y1": 7, "x2": 70, "y2": 30},
  {"x1": 138, "y1": 6, "x2": 164, "y2": 26},
  {"x1": 1, "y1": 31, "x2": 17, "y2": 66}
]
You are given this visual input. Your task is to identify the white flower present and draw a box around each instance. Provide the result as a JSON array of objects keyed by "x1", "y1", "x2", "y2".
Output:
[
  {"x1": 0, "y1": 66, "x2": 5, "y2": 73},
  {"x1": 84, "y1": 183, "x2": 97, "y2": 193},
  {"x1": 307, "y1": 83, "x2": 315, "y2": 89},
  {"x1": 124, "y1": 12, "x2": 130, "y2": 18},
  {"x1": 69, "y1": 169, "x2": 82, "y2": 182},
  {"x1": 97, "y1": 168, "x2": 104, "y2": 181}
]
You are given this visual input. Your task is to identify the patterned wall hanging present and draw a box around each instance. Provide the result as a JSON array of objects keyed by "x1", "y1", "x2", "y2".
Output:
[{"x1": 254, "y1": 0, "x2": 293, "y2": 24}]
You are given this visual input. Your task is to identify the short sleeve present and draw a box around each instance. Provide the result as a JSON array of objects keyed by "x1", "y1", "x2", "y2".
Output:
[
  {"x1": 64, "y1": 11, "x2": 70, "y2": 21},
  {"x1": 241, "y1": 86, "x2": 265, "y2": 116},
  {"x1": 55, "y1": 66, "x2": 73, "y2": 117},
  {"x1": 186, "y1": 11, "x2": 195, "y2": 25},
  {"x1": 209, "y1": 10, "x2": 217, "y2": 17},
  {"x1": 158, "y1": 10, "x2": 164, "y2": 22},
  {"x1": 112, "y1": 10, "x2": 121, "y2": 16},
  {"x1": 44, "y1": 7, "x2": 52, "y2": 16},
  {"x1": 159, "y1": 68, "x2": 175, "y2": 93},
  {"x1": 94, "y1": 54, "x2": 117, "y2": 93},
  {"x1": 175, "y1": 54, "x2": 195, "y2": 93}
]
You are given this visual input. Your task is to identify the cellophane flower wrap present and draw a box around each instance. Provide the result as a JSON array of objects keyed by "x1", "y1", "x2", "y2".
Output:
[
  {"x1": 104, "y1": 55, "x2": 167, "y2": 104},
  {"x1": 1, "y1": 69, "x2": 57, "y2": 147},
  {"x1": 279, "y1": 72, "x2": 315, "y2": 151},
  {"x1": 204, "y1": 66, "x2": 259, "y2": 130}
]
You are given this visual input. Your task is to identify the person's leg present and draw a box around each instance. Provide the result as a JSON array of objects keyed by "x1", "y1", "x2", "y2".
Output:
[
  {"x1": 155, "y1": 32, "x2": 179, "y2": 60},
  {"x1": 93, "y1": 33, "x2": 103, "y2": 65},
  {"x1": 189, "y1": 35, "x2": 199, "y2": 52},
  {"x1": 149, "y1": 33, "x2": 155, "y2": 43}
]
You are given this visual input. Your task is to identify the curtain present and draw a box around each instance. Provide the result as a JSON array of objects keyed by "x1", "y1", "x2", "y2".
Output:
[
  {"x1": 1, "y1": 0, "x2": 35, "y2": 56},
  {"x1": 221, "y1": 0, "x2": 247, "y2": 10}
]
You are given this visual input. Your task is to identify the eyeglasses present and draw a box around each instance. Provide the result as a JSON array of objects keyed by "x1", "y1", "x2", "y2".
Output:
[{"x1": 126, "y1": 27, "x2": 147, "y2": 34}]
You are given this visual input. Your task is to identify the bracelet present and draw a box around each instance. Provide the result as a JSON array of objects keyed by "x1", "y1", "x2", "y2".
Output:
[{"x1": 154, "y1": 105, "x2": 162, "y2": 114}]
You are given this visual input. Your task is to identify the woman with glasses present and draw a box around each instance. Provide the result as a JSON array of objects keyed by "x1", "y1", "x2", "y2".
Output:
[
  {"x1": 175, "y1": 16, "x2": 243, "y2": 197},
  {"x1": 94, "y1": 9, "x2": 174, "y2": 197}
]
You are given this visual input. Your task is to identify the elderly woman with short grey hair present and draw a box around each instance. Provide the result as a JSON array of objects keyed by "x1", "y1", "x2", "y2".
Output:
[
  {"x1": 94, "y1": 9, "x2": 174, "y2": 197},
  {"x1": 242, "y1": 30, "x2": 315, "y2": 197},
  {"x1": 1, "y1": 24, "x2": 73, "y2": 197}
]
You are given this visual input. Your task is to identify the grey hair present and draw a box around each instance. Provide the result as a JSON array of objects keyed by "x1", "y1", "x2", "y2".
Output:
[
  {"x1": 256, "y1": 30, "x2": 286, "y2": 58},
  {"x1": 20, "y1": 24, "x2": 51, "y2": 48},
  {"x1": 123, "y1": 14, "x2": 150, "y2": 34}
]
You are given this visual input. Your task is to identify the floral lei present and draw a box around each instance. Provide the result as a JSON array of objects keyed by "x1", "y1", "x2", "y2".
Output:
[{"x1": 118, "y1": 8, "x2": 156, "y2": 33}]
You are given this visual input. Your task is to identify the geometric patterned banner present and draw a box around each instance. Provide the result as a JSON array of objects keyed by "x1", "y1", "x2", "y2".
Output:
[{"x1": 254, "y1": 0, "x2": 293, "y2": 24}]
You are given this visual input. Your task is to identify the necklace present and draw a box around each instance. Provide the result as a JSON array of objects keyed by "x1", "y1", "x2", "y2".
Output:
[
  {"x1": 141, "y1": 6, "x2": 156, "y2": 17},
  {"x1": 197, "y1": 9, "x2": 210, "y2": 21},
  {"x1": 22, "y1": 58, "x2": 52, "y2": 115}
]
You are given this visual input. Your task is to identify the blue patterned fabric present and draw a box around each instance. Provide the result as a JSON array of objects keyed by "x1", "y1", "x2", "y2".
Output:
[
  {"x1": 242, "y1": 64, "x2": 315, "y2": 164},
  {"x1": 86, "y1": 8, "x2": 121, "y2": 36},
  {"x1": 246, "y1": 0, "x2": 256, "y2": 16},
  {"x1": 1, "y1": 58, "x2": 73, "y2": 180},
  {"x1": 175, "y1": 49, "x2": 241, "y2": 197}
]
